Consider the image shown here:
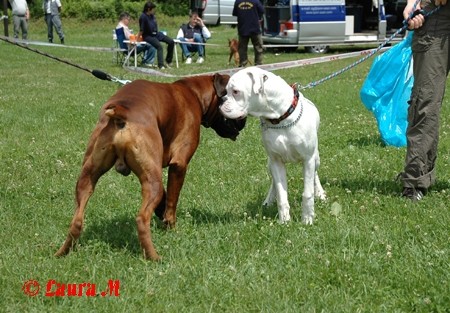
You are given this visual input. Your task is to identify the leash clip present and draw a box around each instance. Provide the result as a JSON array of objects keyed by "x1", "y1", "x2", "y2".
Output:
[
  {"x1": 91, "y1": 69, "x2": 131, "y2": 85},
  {"x1": 111, "y1": 77, "x2": 132, "y2": 85}
]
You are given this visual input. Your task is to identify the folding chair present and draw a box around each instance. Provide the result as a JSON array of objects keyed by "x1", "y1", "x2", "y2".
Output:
[
  {"x1": 113, "y1": 28, "x2": 126, "y2": 65},
  {"x1": 115, "y1": 27, "x2": 145, "y2": 67}
]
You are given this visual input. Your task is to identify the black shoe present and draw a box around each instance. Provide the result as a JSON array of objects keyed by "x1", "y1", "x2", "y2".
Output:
[
  {"x1": 60, "y1": 38, "x2": 64, "y2": 44},
  {"x1": 401, "y1": 187, "x2": 426, "y2": 202}
]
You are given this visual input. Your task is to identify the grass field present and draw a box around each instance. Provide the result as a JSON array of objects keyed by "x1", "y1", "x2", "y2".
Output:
[{"x1": 1, "y1": 17, "x2": 449, "y2": 312}]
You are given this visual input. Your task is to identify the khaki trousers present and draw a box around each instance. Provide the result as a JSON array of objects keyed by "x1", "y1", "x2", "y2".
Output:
[
  {"x1": 238, "y1": 33, "x2": 263, "y2": 66},
  {"x1": 402, "y1": 2, "x2": 450, "y2": 189}
]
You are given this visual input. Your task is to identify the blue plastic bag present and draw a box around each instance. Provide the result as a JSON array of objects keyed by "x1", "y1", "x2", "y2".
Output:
[{"x1": 360, "y1": 32, "x2": 414, "y2": 147}]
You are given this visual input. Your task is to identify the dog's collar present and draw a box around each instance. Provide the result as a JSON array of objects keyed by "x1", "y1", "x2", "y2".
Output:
[{"x1": 267, "y1": 85, "x2": 299, "y2": 125}]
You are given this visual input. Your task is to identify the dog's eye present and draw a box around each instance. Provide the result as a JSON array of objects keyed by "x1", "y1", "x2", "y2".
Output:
[{"x1": 232, "y1": 90, "x2": 239, "y2": 95}]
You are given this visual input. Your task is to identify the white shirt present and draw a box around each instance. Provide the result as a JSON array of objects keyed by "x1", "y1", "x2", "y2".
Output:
[{"x1": 176, "y1": 23, "x2": 211, "y2": 40}]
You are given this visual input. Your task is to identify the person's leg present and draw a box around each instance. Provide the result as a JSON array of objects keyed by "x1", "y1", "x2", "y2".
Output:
[
  {"x1": 193, "y1": 33, "x2": 204, "y2": 57},
  {"x1": 238, "y1": 35, "x2": 249, "y2": 67},
  {"x1": 52, "y1": 15, "x2": 64, "y2": 43},
  {"x1": 145, "y1": 36, "x2": 164, "y2": 68},
  {"x1": 145, "y1": 45, "x2": 156, "y2": 65},
  {"x1": 21, "y1": 17, "x2": 28, "y2": 40},
  {"x1": 137, "y1": 44, "x2": 155, "y2": 65},
  {"x1": 251, "y1": 33, "x2": 264, "y2": 65},
  {"x1": 45, "y1": 14, "x2": 53, "y2": 42},
  {"x1": 402, "y1": 36, "x2": 450, "y2": 191},
  {"x1": 177, "y1": 38, "x2": 192, "y2": 58},
  {"x1": 160, "y1": 35, "x2": 174, "y2": 65},
  {"x1": 12, "y1": 15, "x2": 20, "y2": 39}
]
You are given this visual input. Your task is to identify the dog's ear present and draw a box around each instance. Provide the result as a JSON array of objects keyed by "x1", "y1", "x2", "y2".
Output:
[
  {"x1": 248, "y1": 72, "x2": 268, "y2": 95},
  {"x1": 213, "y1": 73, "x2": 230, "y2": 97}
]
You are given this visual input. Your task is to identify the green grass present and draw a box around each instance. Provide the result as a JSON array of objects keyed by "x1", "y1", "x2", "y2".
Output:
[{"x1": 1, "y1": 17, "x2": 449, "y2": 312}]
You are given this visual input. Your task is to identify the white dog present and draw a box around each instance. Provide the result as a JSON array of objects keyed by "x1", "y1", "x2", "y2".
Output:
[{"x1": 220, "y1": 67, "x2": 326, "y2": 224}]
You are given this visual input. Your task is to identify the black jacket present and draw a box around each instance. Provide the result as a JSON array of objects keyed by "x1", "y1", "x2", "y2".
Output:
[{"x1": 232, "y1": 0, "x2": 264, "y2": 36}]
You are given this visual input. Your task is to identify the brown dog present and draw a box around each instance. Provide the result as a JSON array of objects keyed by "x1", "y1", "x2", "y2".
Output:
[
  {"x1": 228, "y1": 38, "x2": 240, "y2": 66},
  {"x1": 228, "y1": 38, "x2": 253, "y2": 67},
  {"x1": 55, "y1": 74, "x2": 245, "y2": 261}
]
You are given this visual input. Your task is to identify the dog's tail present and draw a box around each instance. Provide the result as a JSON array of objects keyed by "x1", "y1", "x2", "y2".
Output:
[
  {"x1": 105, "y1": 104, "x2": 128, "y2": 129},
  {"x1": 104, "y1": 104, "x2": 132, "y2": 176}
]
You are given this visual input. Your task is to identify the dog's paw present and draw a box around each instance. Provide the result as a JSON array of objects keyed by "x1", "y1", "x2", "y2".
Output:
[
  {"x1": 301, "y1": 214, "x2": 314, "y2": 225},
  {"x1": 163, "y1": 213, "x2": 176, "y2": 229},
  {"x1": 315, "y1": 190, "x2": 327, "y2": 201},
  {"x1": 262, "y1": 198, "x2": 275, "y2": 207},
  {"x1": 278, "y1": 209, "x2": 291, "y2": 224}
]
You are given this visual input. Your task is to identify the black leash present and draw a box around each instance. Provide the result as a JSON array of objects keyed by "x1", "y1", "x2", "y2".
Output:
[{"x1": 0, "y1": 35, "x2": 131, "y2": 85}]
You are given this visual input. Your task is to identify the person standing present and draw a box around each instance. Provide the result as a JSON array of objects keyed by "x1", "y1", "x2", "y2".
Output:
[
  {"x1": 43, "y1": 0, "x2": 65, "y2": 44},
  {"x1": 176, "y1": 10, "x2": 211, "y2": 64},
  {"x1": 232, "y1": 0, "x2": 264, "y2": 66},
  {"x1": 399, "y1": 0, "x2": 450, "y2": 201},
  {"x1": 8, "y1": 0, "x2": 29, "y2": 40},
  {"x1": 138, "y1": 1, "x2": 174, "y2": 69}
]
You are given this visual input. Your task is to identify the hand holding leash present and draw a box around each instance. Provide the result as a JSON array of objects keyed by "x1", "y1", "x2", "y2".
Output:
[
  {"x1": 403, "y1": 1, "x2": 425, "y2": 29},
  {"x1": 404, "y1": 0, "x2": 443, "y2": 30}
]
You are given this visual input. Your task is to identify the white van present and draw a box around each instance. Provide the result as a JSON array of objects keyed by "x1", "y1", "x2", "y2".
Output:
[
  {"x1": 191, "y1": 0, "x2": 237, "y2": 25},
  {"x1": 190, "y1": 0, "x2": 406, "y2": 53}
]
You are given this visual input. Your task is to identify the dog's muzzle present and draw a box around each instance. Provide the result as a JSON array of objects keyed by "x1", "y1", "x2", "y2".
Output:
[
  {"x1": 204, "y1": 95, "x2": 246, "y2": 141},
  {"x1": 219, "y1": 95, "x2": 229, "y2": 106},
  {"x1": 219, "y1": 95, "x2": 246, "y2": 120}
]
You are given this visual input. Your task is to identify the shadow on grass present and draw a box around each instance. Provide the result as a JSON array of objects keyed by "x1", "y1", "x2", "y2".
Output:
[
  {"x1": 347, "y1": 135, "x2": 385, "y2": 147},
  {"x1": 81, "y1": 204, "x2": 251, "y2": 255},
  {"x1": 433, "y1": 179, "x2": 450, "y2": 191},
  {"x1": 330, "y1": 176, "x2": 450, "y2": 196},
  {"x1": 186, "y1": 192, "x2": 279, "y2": 224},
  {"x1": 187, "y1": 207, "x2": 240, "y2": 225},
  {"x1": 82, "y1": 213, "x2": 141, "y2": 254},
  {"x1": 335, "y1": 177, "x2": 400, "y2": 195},
  {"x1": 245, "y1": 196, "x2": 279, "y2": 220}
]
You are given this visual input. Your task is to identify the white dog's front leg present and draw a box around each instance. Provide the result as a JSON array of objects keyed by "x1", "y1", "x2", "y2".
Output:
[
  {"x1": 313, "y1": 153, "x2": 326, "y2": 201},
  {"x1": 263, "y1": 160, "x2": 276, "y2": 206},
  {"x1": 314, "y1": 171, "x2": 327, "y2": 201},
  {"x1": 263, "y1": 180, "x2": 276, "y2": 206},
  {"x1": 302, "y1": 159, "x2": 316, "y2": 225},
  {"x1": 268, "y1": 158, "x2": 290, "y2": 223}
]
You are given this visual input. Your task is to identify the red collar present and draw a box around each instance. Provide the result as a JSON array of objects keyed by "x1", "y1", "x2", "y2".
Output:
[{"x1": 268, "y1": 85, "x2": 299, "y2": 125}]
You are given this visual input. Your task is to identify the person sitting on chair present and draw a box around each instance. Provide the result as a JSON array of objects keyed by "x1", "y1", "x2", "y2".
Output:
[
  {"x1": 116, "y1": 12, "x2": 155, "y2": 67},
  {"x1": 138, "y1": 1, "x2": 174, "y2": 69},
  {"x1": 176, "y1": 10, "x2": 210, "y2": 64}
]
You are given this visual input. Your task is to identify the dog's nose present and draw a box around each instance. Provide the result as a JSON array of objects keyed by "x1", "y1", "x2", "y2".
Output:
[{"x1": 219, "y1": 95, "x2": 229, "y2": 110}]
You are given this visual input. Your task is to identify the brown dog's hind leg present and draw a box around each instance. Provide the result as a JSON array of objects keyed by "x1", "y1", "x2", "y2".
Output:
[
  {"x1": 124, "y1": 137, "x2": 165, "y2": 261},
  {"x1": 154, "y1": 190, "x2": 166, "y2": 221},
  {"x1": 135, "y1": 171, "x2": 164, "y2": 261},
  {"x1": 54, "y1": 159, "x2": 115, "y2": 257},
  {"x1": 162, "y1": 160, "x2": 190, "y2": 229},
  {"x1": 55, "y1": 132, "x2": 116, "y2": 257}
]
